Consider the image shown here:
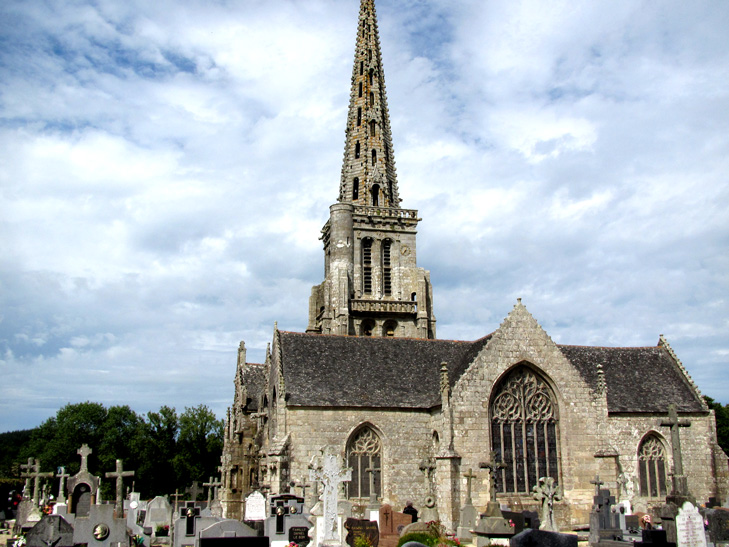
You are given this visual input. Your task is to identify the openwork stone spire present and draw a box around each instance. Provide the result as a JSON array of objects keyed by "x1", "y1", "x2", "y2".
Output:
[{"x1": 339, "y1": 0, "x2": 399, "y2": 207}]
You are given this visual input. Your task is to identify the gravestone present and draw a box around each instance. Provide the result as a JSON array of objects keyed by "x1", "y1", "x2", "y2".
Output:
[
  {"x1": 675, "y1": 502, "x2": 707, "y2": 547},
  {"x1": 588, "y1": 485, "x2": 622, "y2": 544},
  {"x1": 144, "y1": 496, "x2": 173, "y2": 537},
  {"x1": 24, "y1": 514, "x2": 75, "y2": 547},
  {"x1": 634, "y1": 529, "x2": 677, "y2": 547},
  {"x1": 344, "y1": 518, "x2": 379, "y2": 547},
  {"x1": 67, "y1": 444, "x2": 101, "y2": 517},
  {"x1": 510, "y1": 529, "x2": 578, "y2": 547},
  {"x1": 457, "y1": 469, "x2": 479, "y2": 541},
  {"x1": 378, "y1": 505, "x2": 412, "y2": 547},
  {"x1": 73, "y1": 504, "x2": 129, "y2": 547},
  {"x1": 533, "y1": 477, "x2": 561, "y2": 533},
  {"x1": 309, "y1": 450, "x2": 351, "y2": 547},
  {"x1": 502, "y1": 511, "x2": 526, "y2": 535},
  {"x1": 708, "y1": 509, "x2": 729, "y2": 545},
  {"x1": 105, "y1": 459, "x2": 135, "y2": 518},
  {"x1": 198, "y1": 519, "x2": 263, "y2": 547},
  {"x1": 264, "y1": 494, "x2": 310, "y2": 547},
  {"x1": 245, "y1": 492, "x2": 267, "y2": 522}
]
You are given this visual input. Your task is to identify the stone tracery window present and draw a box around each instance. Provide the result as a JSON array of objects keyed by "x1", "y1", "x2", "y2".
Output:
[
  {"x1": 491, "y1": 365, "x2": 560, "y2": 493},
  {"x1": 346, "y1": 426, "x2": 382, "y2": 500},
  {"x1": 638, "y1": 435, "x2": 667, "y2": 497}
]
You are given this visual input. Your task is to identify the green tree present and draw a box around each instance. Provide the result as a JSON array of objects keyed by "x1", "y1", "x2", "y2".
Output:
[
  {"x1": 175, "y1": 405, "x2": 224, "y2": 488},
  {"x1": 705, "y1": 396, "x2": 729, "y2": 453},
  {"x1": 140, "y1": 405, "x2": 179, "y2": 497}
]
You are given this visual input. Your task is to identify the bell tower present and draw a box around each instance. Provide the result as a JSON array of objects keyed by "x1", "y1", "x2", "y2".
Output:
[{"x1": 306, "y1": 0, "x2": 436, "y2": 339}]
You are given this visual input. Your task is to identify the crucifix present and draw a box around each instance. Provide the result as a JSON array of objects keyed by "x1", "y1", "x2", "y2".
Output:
[
  {"x1": 22, "y1": 459, "x2": 53, "y2": 505},
  {"x1": 181, "y1": 501, "x2": 200, "y2": 536},
  {"x1": 56, "y1": 466, "x2": 70, "y2": 504},
  {"x1": 105, "y1": 459, "x2": 135, "y2": 517},
  {"x1": 20, "y1": 457, "x2": 34, "y2": 499},
  {"x1": 309, "y1": 452, "x2": 351, "y2": 542},
  {"x1": 462, "y1": 468, "x2": 477, "y2": 506},
  {"x1": 660, "y1": 403, "x2": 692, "y2": 496},
  {"x1": 479, "y1": 451, "x2": 506, "y2": 503},
  {"x1": 186, "y1": 481, "x2": 202, "y2": 501},
  {"x1": 203, "y1": 476, "x2": 222, "y2": 505}
]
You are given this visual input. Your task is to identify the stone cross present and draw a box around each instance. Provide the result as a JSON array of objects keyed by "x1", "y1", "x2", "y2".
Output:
[
  {"x1": 170, "y1": 489, "x2": 183, "y2": 515},
  {"x1": 186, "y1": 481, "x2": 203, "y2": 501},
  {"x1": 105, "y1": 459, "x2": 135, "y2": 517},
  {"x1": 21, "y1": 459, "x2": 53, "y2": 504},
  {"x1": 310, "y1": 452, "x2": 351, "y2": 543},
  {"x1": 533, "y1": 476, "x2": 561, "y2": 532},
  {"x1": 463, "y1": 468, "x2": 477, "y2": 505},
  {"x1": 20, "y1": 457, "x2": 34, "y2": 499},
  {"x1": 590, "y1": 475, "x2": 605, "y2": 497},
  {"x1": 77, "y1": 444, "x2": 93, "y2": 473},
  {"x1": 56, "y1": 466, "x2": 70, "y2": 504},
  {"x1": 203, "y1": 476, "x2": 222, "y2": 505},
  {"x1": 660, "y1": 403, "x2": 692, "y2": 496},
  {"x1": 365, "y1": 467, "x2": 379, "y2": 507},
  {"x1": 479, "y1": 451, "x2": 506, "y2": 501}
]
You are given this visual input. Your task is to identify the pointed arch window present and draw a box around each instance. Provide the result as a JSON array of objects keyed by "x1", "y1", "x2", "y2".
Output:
[
  {"x1": 491, "y1": 365, "x2": 560, "y2": 494},
  {"x1": 355, "y1": 141, "x2": 360, "y2": 159},
  {"x1": 638, "y1": 435, "x2": 667, "y2": 497},
  {"x1": 346, "y1": 426, "x2": 382, "y2": 500},
  {"x1": 359, "y1": 82, "x2": 363, "y2": 98},
  {"x1": 353, "y1": 177, "x2": 359, "y2": 201},
  {"x1": 370, "y1": 120, "x2": 376, "y2": 137},
  {"x1": 357, "y1": 108, "x2": 362, "y2": 126}
]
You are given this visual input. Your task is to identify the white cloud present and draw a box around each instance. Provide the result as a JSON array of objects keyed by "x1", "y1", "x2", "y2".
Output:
[{"x1": 0, "y1": 0, "x2": 727, "y2": 431}]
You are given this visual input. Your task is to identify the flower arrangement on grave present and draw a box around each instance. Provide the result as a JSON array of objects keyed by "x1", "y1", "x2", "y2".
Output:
[
  {"x1": 155, "y1": 525, "x2": 170, "y2": 536},
  {"x1": 286, "y1": 542, "x2": 299, "y2": 547},
  {"x1": 354, "y1": 535, "x2": 373, "y2": 547}
]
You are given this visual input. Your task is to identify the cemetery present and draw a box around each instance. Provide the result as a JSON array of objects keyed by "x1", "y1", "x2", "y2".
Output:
[{"x1": 3, "y1": 434, "x2": 729, "y2": 547}]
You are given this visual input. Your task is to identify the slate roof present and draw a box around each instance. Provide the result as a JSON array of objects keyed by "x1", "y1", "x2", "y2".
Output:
[
  {"x1": 279, "y1": 331, "x2": 491, "y2": 408},
  {"x1": 558, "y1": 345, "x2": 706, "y2": 413},
  {"x1": 247, "y1": 331, "x2": 705, "y2": 414},
  {"x1": 239, "y1": 363, "x2": 267, "y2": 411}
]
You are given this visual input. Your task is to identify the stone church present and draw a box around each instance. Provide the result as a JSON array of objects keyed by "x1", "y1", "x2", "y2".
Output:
[{"x1": 220, "y1": 0, "x2": 729, "y2": 529}]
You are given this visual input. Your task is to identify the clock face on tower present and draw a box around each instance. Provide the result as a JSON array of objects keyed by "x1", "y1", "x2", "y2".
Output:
[{"x1": 401, "y1": 245, "x2": 410, "y2": 256}]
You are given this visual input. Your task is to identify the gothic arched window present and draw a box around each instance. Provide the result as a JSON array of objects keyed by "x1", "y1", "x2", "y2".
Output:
[
  {"x1": 382, "y1": 239, "x2": 392, "y2": 295},
  {"x1": 490, "y1": 365, "x2": 560, "y2": 494},
  {"x1": 362, "y1": 238, "x2": 373, "y2": 294},
  {"x1": 638, "y1": 435, "x2": 667, "y2": 497},
  {"x1": 346, "y1": 426, "x2": 382, "y2": 500}
]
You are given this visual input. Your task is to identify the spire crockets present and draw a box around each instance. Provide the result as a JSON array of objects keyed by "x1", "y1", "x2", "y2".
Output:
[{"x1": 339, "y1": 0, "x2": 399, "y2": 208}]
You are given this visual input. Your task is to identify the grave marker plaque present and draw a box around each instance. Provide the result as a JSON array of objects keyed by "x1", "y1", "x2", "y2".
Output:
[
  {"x1": 675, "y1": 502, "x2": 707, "y2": 547},
  {"x1": 345, "y1": 518, "x2": 379, "y2": 547}
]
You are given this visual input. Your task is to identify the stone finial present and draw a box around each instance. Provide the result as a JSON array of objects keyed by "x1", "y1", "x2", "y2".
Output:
[
  {"x1": 596, "y1": 363, "x2": 607, "y2": 394},
  {"x1": 440, "y1": 362, "x2": 450, "y2": 396}
]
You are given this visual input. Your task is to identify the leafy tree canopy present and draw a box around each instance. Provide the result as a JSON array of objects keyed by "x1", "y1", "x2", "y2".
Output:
[{"x1": 0, "y1": 402, "x2": 224, "y2": 499}]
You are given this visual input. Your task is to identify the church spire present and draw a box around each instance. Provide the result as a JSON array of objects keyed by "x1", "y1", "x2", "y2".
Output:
[{"x1": 339, "y1": 0, "x2": 400, "y2": 208}]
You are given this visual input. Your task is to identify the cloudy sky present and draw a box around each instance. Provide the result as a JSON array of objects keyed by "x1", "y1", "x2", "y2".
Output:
[{"x1": 1, "y1": 0, "x2": 727, "y2": 433}]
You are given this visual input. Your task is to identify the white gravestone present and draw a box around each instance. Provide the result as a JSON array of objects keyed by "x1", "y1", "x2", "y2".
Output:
[
  {"x1": 676, "y1": 502, "x2": 708, "y2": 547},
  {"x1": 309, "y1": 451, "x2": 351, "y2": 547},
  {"x1": 245, "y1": 491, "x2": 267, "y2": 522}
]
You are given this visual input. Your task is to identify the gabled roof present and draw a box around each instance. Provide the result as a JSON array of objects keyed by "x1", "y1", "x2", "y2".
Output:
[
  {"x1": 558, "y1": 345, "x2": 706, "y2": 413},
  {"x1": 242, "y1": 330, "x2": 706, "y2": 414},
  {"x1": 279, "y1": 331, "x2": 491, "y2": 409}
]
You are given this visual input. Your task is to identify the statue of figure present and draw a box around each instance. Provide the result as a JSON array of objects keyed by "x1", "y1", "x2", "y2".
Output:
[
  {"x1": 532, "y1": 477, "x2": 562, "y2": 532},
  {"x1": 617, "y1": 472, "x2": 635, "y2": 503}
]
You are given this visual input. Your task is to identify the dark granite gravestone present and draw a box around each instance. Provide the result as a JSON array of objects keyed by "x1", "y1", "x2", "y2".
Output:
[
  {"x1": 708, "y1": 509, "x2": 729, "y2": 544},
  {"x1": 289, "y1": 525, "x2": 310, "y2": 547},
  {"x1": 634, "y1": 529, "x2": 677, "y2": 547},
  {"x1": 589, "y1": 488, "x2": 623, "y2": 544},
  {"x1": 522, "y1": 511, "x2": 540, "y2": 530},
  {"x1": 25, "y1": 515, "x2": 75, "y2": 547},
  {"x1": 345, "y1": 518, "x2": 379, "y2": 547},
  {"x1": 510, "y1": 529, "x2": 578, "y2": 547},
  {"x1": 626, "y1": 515, "x2": 641, "y2": 533}
]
